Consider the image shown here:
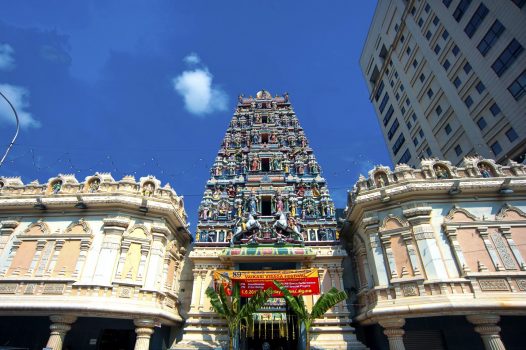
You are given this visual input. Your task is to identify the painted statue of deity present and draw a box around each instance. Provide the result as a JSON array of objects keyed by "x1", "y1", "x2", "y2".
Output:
[
  {"x1": 52, "y1": 180, "x2": 62, "y2": 194},
  {"x1": 273, "y1": 191, "x2": 284, "y2": 213},
  {"x1": 251, "y1": 156, "x2": 261, "y2": 172},
  {"x1": 479, "y1": 163, "x2": 492, "y2": 178},
  {"x1": 89, "y1": 178, "x2": 100, "y2": 193},
  {"x1": 248, "y1": 194, "x2": 258, "y2": 215}
]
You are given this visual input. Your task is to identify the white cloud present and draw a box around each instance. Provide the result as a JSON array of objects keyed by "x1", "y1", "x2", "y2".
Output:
[
  {"x1": 173, "y1": 62, "x2": 228, "y2": 116},
  {"x1": 183, "y1": 52, "x2": 201, "y2": 65},
  {"x1": 0, "y1": 84, "x2": 41, "y2": 129},
  {"x1": 0, "y1": 44, "x2": 15, "y2": 71}
]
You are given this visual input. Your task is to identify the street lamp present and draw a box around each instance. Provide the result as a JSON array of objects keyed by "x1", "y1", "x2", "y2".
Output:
[{"x1": 0, "y1": 90, "x2": 20, "y2": 167}]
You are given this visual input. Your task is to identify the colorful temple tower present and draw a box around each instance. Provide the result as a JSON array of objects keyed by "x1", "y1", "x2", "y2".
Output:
[{"x1": 175, "y1": 91, "x2": 366, "y2": 349}]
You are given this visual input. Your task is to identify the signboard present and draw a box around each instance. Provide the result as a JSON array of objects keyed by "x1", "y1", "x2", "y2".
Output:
[{"x1": 213, "y1": 268, "x2": 320, "y2": 297}]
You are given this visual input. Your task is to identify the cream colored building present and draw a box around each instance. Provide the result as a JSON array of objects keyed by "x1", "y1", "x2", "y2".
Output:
[
  {"x1": 0, "y1": 173, "x2": 191, "y2": 350},
  {"x1": 360, "y1": 0, "x2": 526, "y2": 167},
  {"x1": 342, "y1": 157, "x2": 526, "y2": 350}
]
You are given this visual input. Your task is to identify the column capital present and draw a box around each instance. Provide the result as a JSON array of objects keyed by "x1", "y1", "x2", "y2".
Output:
[
  {"x1": 379, "y1": 317, "x2": 406, "y2": 330},
  {"x1": 134, "y1": 318, "x2": 156, "y2": 328},
  {"x1": 50, "y1": 314, "x2": 77, "y2": 325},
  {"x1": 466, "y1": 314, "x2": 500, "y2": 325}
]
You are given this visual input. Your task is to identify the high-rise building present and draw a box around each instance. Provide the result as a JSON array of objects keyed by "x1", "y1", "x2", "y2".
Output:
[
  {"x1": 360, "y1": 0, "x2": 526, "y2": 167},
  {"x1": 174, "y1": 90, "x2": 367, "y2": 349}
]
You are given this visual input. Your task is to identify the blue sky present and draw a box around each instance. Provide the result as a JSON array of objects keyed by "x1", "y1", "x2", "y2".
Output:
[{"x1": 0, "y1": 0, "x2": 390, "y2": 229}]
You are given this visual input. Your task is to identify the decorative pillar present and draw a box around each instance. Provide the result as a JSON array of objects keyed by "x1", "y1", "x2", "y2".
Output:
[
  {"x1": 73, "y1": 239, "x2": 91, "y2": 278},
  {"x1": 1, "y1": 240, "x2": 21, "y2": 275},
  {"x1": 477, "y1": 227, "x2": 503, "y2": 270},
  {"x1": 29, "y1": 239, "x2": 47, "y2": 276},
  {"x1": 379, "y1": 318, "x2": 406, "y2": 350},
  {"x1": 444, "y1": 227, "x2": 470, "y2": 274},
  {"x1": 134, "y1": 319, "x2": 155, "y2": 350},
  {"x1": 0, "y1": 219, "x2": 19, "y2": 254},
  {"x1": 467, "y1": 314, "x2": 506, "y2": 350},
  {"x1": 501, "y1": 227, "x2": 526, "y2": 270},
  {"x1": 380, "y1": 235, "x2": 398, "y2": 279},
  {"x1": 189, "y1": 269, "x2": 202, "y2": 312},
  {"x1": 93, "y1": 217, "x2": 129, "y2": 285},
  {"x1": 408, "y1": 217, "x2": 449, "y2": 279},
  {"x1": 401, "y1": 232, "x2": 421, "y2": 276},
  {"x1": 144, "y1": 228, "x2": 168, "y2": 290},
  {"x1": 46, "y1": 315, "x2": 77, "y2": 350},
  {"x1": 136, "y1": 246, "x2": 150, "y2": 282},
  {"x1": 46, "y1": 240, "x2": 64, "y2": 276}
]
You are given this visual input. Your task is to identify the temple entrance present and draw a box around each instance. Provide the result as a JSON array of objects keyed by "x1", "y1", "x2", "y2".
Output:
[
  {"x1": 238, "y1": 262, "x2": 301, "y2": 350},
  {"x1": 243, "y1": 312, "x2": 299, "y2": 350}
]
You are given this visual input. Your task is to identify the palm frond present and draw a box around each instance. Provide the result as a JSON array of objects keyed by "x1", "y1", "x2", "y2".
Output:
[
  {"x1": 273, "y1": 281, "x2": 308, "y2": 319},
  {"x1": 310, "y1": 287, "x2": 347, "y2": 320},
  {"x1": 236, "y1": 288, "x2": 273, "y2": 323},
  {"x1": 206, "y1": 286, "x2": 227, "y2": 317}
]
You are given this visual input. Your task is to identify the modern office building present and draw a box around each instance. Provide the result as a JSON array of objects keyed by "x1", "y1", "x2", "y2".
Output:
[
  {"x1": 360, "y1": 0, "x2": 526, "y2": 168},
  {"x1": 342, "y1": 157, "x2": 526, "y2": 350}
]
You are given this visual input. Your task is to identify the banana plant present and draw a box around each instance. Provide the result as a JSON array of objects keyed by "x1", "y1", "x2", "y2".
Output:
[
  {"x1": 273, "y1": 280, "x2": 348, "y2": 350},
  {"x1": 206, "y1": 282, "x2": 274, "y2": 350}
]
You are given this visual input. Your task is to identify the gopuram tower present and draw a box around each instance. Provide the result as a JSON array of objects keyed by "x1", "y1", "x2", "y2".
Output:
[{"x1": 174, "y1": 90, "x2": 366, "y2": 350}]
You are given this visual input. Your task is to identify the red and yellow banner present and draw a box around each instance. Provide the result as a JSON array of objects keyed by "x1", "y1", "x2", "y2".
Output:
[{"x1": 213, "y1": 268, "x2": 320, "y2": 297}]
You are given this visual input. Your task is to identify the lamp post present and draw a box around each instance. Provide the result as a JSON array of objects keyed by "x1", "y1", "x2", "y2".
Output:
[{"x1": 0, "y1": 90, "x2": 20, "y2": 167}]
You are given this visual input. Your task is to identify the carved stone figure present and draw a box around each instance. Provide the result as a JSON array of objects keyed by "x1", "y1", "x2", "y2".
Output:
[{"x1": 52, "y1": 180, "x2": 62, "y2": 194}]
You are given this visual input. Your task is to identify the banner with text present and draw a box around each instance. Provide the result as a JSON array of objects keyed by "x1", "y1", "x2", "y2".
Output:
[{"x1": 213, "y1": 269, "x2": 320, "y2": 297}]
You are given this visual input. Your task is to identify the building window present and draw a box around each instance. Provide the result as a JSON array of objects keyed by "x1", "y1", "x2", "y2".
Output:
[
  {"x1": 477, "y1": 117, "x2": 487, "y2": 130},
  {"x1": 413, "y1": 59, "x2": 418, "y2": 68},
  {"x1": 477, "y1": 20, "x2": 505, "y2": 57},
  {"x1": 396, "y1": 93, "x2": 400, "y2": 101},
  {"x1": 426, "y1": 31, "x2": 432, "y2": 40},
  {"x1": 512, "y1": 0, "x2": 526, "y2": 8},
  {"x1": 425, "y1": 3, "x2": 431, "y2": 13},
  {"x1": 419, "y1": 129, "x2": 424, "y2": 137},
  {"x1": 411, "y1": 6, "x2": 416, "y2": 15},
  {"x1": 395, "y1": 71, "x2": 399, "y2": 78},
  {"x1": 464, "y1": 4, "x2": 489, "y2": 38},
  {"x1": 405, "y1": 98, "x2": 410, "y2": 106},
  {"x1": 492, "y1": 39, "x2": 524, "y2": 77},
  {"x1": 436, "y1": 105, "x2": 443, "y2": 115},
  {"x1": 407, "y1": 120, "x2": 412, "y2": 129},
  {"x1": 375, "y1": 81, "x2": 384, "y2": 101},
  {"x1": 412, "y1": 113, "x2": 417, "y2": 121},
  {"x1": 453, "y1": 0, "x2": 473, "y2": 22},
  {"x1": 379, "y1": 93, "x2": 389, "y2": 113},
  {"x1": 506, "y1": 127, "x2": 519, "y2": 142},
  {"x1": 452, "y1": 45, "x2": 460, "y2": 56},
  {"x1": 464, "y1": 95, "x2": 473, "y2": 108},
  {"x1": 445, "y1": 123, "x2": 452, "y2": 134},
  {"x1": 392, "y1": 133, "x2": 406, "y2": 155},
  {"x1": 406, "y1": 47, "x2": 412, "y2": 55},
  {"x1": 426, "y1": 147, "x2": 432, "y2": 156},
  {"x1": 390, "y1": 80, "x2": 394, "y2": 87},
  {"x1": 490, "y1": 103, "x2": 501, "y2": 116},
  {"x1": 395, "y1": 24, "x2": 399, "y2": 32},
  {"x1": 401, "y1": 106, "x2": 406, "y2": 115},
  {"x1": 508, "y1": 69, "x2": 526, "y2": 101},
  {"x1": 420, "y1": 73, "x2": 426, "y2": 82},
  {"x1": 443, "y1": 59, "x2": 451, "y2": 70},
  {"x1": 400, "y1": 35, "x2": 405, "y2": 43},
  {"x1": 443, "y1": 0, "x2": 453, "y2": 8},
  {"x1": 413, "y1": 137, "x2": 418, "y2": 146},
  {"x1": 454, "y1": 76, "x2": 462, "y2": 88},
  {"x1": 442, "y1": 30, "x2": 449, "y2": 40},
  {"x1": 476, "y1": 81, "x2": 486, "y2": 93},
  {"x1": 388, "y1": 119, "x2": 400, "y2": 140},
  {"x1": 434, "y1": 44, "x2": 441, "y2": 54},
  {"x1": 433, "y1": 16, "x2": 439, "y2": 25},
  {"x1": 400, "y1": 84, "x2": 405, "y2": 92},
  {"x1": 427, "y1": 88, "x2": 434, "y2": 98},
  {"x1": 418, "y1": 18, "x2": 424, "y2": 27},
  {"x1": 383, "y1": 106, "x2": 394, "y2": 126},
  {"x1": 463, "y1": 62, "x2": 472, "y2": 74},
  {"x1": 398, "y1": 149, "x2": 412, "y2": 164},
  {"x1": 455, "y1": 144, "x2": 463, "y2": 156},
  {"x1": 491, "y1": 141, "x2": 502, "y2": 155}
]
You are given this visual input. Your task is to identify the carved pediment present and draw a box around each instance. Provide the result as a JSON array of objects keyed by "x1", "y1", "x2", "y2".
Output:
[
  {"x1": 496, "y1": 204, "x2": 526, "y2": 221},
  {"x1": 444, "y1": 207, "x2": 478, "y2": 222}
]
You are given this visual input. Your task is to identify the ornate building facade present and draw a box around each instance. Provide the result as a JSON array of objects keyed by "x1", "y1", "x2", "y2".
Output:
[
  {"x1": 174, "y1": 90, "x2": 367, "y2": 350},
  {"x1": 0, "y1": 173, "x2": 191, "y2": 350},
  {"x1": 342, "y1": 157, "x2": 526, "y2": 350}
]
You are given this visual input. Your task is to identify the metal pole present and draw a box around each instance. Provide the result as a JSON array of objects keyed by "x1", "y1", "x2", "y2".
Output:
[{"x1": 0, "y1": 90, "x2": 20, "y2": 167}]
